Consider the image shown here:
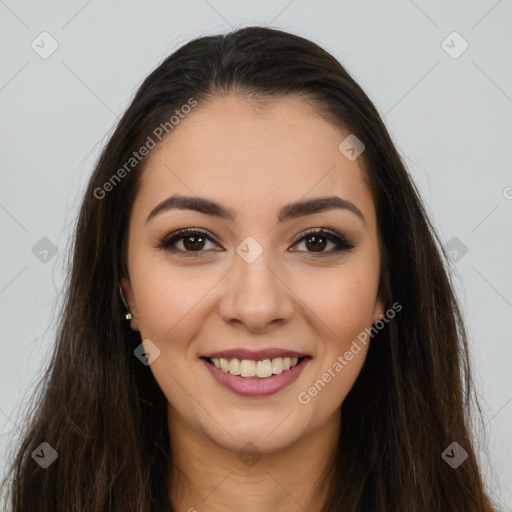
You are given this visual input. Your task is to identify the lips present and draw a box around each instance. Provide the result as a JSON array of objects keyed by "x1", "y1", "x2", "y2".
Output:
[
  {"x1": 200, "y1": 348, "x2": 311, "y2": 361},
  {"x1": 201, "y1": 356, "x2": 311, "y2": 397}
]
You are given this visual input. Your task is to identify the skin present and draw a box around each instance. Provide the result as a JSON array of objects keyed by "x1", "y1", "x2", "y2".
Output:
[{"x1": 121, "y1": 94, "x2": 384, "y2": 512}]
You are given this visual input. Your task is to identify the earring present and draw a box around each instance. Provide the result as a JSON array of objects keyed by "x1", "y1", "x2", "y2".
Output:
[{"x1": 119, "y1": 283, "x2": 133, "y2": 320}]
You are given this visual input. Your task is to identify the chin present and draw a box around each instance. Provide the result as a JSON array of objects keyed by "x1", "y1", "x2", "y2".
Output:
[{"x1": 203, "y1": 414, "x2": 307, "y2": 455}]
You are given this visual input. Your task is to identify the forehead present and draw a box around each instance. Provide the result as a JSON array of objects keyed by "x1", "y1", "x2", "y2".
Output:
[{"x1": 133, "y1": 94, "x2": 376, "y2": 228}]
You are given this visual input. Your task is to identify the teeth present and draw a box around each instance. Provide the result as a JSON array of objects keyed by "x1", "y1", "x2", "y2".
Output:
[
  {"x1": 228, "y1": 358, "x2": 240, "y2": 375},
  {"x1": 210, "y1": 356, "x2": 300, "y2": 378}
]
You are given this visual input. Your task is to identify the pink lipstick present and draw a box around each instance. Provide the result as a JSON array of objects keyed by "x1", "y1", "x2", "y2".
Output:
[{"x1": 201, "y1": 356, "x2": 311, "y2": 398}]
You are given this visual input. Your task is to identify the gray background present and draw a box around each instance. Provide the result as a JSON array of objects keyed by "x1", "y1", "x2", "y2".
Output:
[{"x1": 1, "y1": 0, "x2": 511, "y2": 509}]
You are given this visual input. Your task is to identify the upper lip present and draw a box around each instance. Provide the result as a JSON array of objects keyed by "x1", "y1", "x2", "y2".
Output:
[{"x1": 201, "y1": 348, "x2": 311, "y2": 361}]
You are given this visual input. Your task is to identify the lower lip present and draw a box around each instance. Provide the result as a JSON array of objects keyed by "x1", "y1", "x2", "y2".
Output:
[{"x1": 201, "y1": 357, "x2": 311, "y2": 398}]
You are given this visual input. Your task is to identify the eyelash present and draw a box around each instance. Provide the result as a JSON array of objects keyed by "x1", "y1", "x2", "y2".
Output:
[{"x1": 156, "y1": 227, "x2": 355, "y2": 257}]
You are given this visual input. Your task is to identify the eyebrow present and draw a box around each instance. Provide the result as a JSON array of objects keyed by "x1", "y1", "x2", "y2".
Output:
[{"x1": 146, "y1": 194, "x2": 365, "y2": 224}]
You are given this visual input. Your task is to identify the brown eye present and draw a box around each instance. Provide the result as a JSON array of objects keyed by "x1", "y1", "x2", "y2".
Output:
[
  {"x1": 291, "y1": 228, "x2": 354, "y2": 255},
  {"x1": 303, "y1": 233, "x2": 329, "y2": 252},
  {"x1": 181, "y1": 233, "x2": 207, "y2": 251},
  {"x1": 157, "y1": 229, "x2": 220, "y2": 256},
  {"x1": 157, "y1": 227, "x2": 354, "y2": 257}
]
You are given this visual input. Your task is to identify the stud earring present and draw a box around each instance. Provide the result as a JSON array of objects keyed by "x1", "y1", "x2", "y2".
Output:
[{"x1": 119, "y1": 283, "x2": 133, "y2": 321}]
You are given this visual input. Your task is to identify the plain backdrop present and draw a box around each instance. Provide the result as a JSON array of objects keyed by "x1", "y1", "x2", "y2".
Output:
[{"x1": 1, "y1": 0, "x2": 511, "y2": 509}]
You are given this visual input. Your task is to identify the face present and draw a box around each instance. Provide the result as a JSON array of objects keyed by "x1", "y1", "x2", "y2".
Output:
[{"x1": 121, "y1": 94, "x2": 384, "y2": 454}]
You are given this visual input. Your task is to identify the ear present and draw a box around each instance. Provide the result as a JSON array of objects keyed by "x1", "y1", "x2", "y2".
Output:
[
  {"x1": 120, "y1": 276, "x2": 139, "y2": 331},
  {"x1": 372, "y1": 293, "x2": 385, "y2": 325}
]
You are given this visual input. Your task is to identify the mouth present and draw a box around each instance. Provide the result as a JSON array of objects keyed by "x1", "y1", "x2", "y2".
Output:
[
  {"x1": 201, "y1": 355, "x2": 311, "y2": 378},
  {"x1": 200, "y1": 355, "x2": 312, "y2": 398}
]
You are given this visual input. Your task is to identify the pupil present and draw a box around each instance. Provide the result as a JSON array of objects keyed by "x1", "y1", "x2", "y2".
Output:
[
  {"x1": 181, "y1": 234, "x2": 328, "y2": 252},
  {"x1": 306, "y1": 235, "x2": 326, "y2": 252},
  {"x1": 184, "y1": 235, "x2": 205, "y2": 251}
]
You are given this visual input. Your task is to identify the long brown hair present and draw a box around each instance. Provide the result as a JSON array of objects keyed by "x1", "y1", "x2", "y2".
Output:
[{"x1": 1, "y1": 26, "x2": 496, "y2": 511}]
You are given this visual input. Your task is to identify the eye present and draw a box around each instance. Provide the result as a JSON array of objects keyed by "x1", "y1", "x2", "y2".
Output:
[
  {"x1": 157, "y1": 228, "x2": 221, "y2": 257},
  {"x1": 290, "y1": 228, "x2": 354, "y2": 255},
  {"x1": 156, "y1": 227, "x2": 355, "y2": 257}
]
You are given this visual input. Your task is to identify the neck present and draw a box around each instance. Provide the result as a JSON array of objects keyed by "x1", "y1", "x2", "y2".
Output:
[{"x1": 167, "y1": 408, "x2": 340, "y2": 512}]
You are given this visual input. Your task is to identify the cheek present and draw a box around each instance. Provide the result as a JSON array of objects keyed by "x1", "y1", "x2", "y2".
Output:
[
  {"x1": 129, "y1": 255, "x2": 222, "y2": 343},
  {"x1": 296, "y1": 270, "x2": 377, "y2": 408},
  {"x1": 296, "y1": 263, "x2": 380, "y2": 346}
]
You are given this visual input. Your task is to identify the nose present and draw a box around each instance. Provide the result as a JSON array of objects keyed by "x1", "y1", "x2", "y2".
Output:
[{"x1": 218, "y1": 248, "x2": 295, "y2": 333}]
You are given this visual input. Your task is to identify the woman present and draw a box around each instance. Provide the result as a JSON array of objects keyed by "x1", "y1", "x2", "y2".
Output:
[{"x1": 2, "y1": 26, "x2": 495, "y2": 511}]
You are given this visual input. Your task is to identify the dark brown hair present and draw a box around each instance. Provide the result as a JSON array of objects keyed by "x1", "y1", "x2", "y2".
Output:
[{"x1": 1, "y1": 26, "x2": 496, "y2": 511}]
